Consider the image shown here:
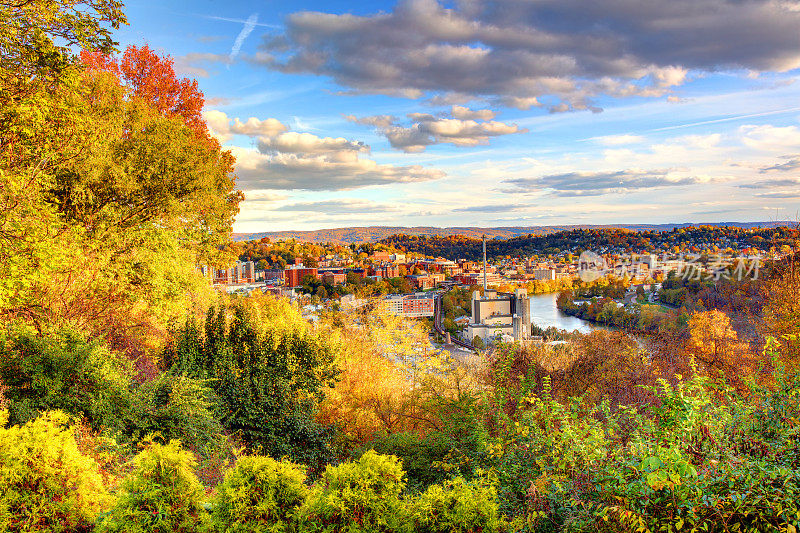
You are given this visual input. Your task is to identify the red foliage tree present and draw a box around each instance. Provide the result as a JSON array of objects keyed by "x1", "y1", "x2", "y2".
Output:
[{"x1": 81, "y1": 45, "x2": 207, "y2": 136}]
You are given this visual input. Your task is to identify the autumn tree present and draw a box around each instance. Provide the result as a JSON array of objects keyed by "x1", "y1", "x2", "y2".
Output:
[
  {"x1": 687, "y1": 310, "x2": 757, "y2": 388},
  {"x1": 81, "y1": 45, "x2": 208, "y2": 136},
  {"x1": 1, "y1": 3, "x2": 241, "y2": 359}
]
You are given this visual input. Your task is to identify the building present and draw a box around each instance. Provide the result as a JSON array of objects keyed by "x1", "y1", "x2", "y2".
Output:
[
  {"x1": 452, "y1": 272, "x2": 501, "y2": 287},
  {"x1": 385, "y1": 292, "x2": 436, "y2": 318},
  {"x1": 466, "y1": 288, "x2": 531, "y2": 342},
  {"x1": 321, "y1": 270, "x2": 346, "y2": 285},
  {"x1": 370, "y1": 251, "x2": 391, "y2": 262},
  {"x1": 407, "y1": 274, "x2": 435, "y2": 290},
  {"x1": 533, "y1": 268, "x2": 556, "y2": 281},
  {"x1": 285, "y1": 265, "x2": 319, "y2": 287},
  {"x1": 263, "y1": 269, "x2": 285, "y2": 282},
  {"x1": 213, "y1": 261, "x2": 255, "y2": 285}
]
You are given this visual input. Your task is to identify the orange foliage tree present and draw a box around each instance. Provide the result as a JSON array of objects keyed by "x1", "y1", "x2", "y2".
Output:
[
  {"x1": 687, "y1": 309, "x2": 757, "y2": 388},
  {"x1": 81, "y1": 45, "x2": 207, "y2": 136}
]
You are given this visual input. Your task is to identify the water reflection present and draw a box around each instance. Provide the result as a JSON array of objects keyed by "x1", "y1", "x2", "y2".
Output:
[{"x1": 529, "y1": 292, "x2": 600, "y2": 334}]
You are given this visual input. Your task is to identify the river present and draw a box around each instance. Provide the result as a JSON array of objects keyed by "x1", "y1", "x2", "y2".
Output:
[{"x1": 529, "y1": 291, "x2": 602, "y2": 333}]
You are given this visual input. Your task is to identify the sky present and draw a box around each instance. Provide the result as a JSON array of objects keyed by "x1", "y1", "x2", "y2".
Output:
[{"x1": 115, "y1": 0, "x2": 800, "y2": 232}]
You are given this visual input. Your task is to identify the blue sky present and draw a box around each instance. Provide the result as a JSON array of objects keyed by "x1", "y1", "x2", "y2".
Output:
[{"x1": 115, "y1": 0, "x2": 800, "y2": 232}]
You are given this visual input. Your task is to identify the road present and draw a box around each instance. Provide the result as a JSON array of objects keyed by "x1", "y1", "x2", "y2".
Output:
[{"x1": 432, "y1": 288, "x2": 477, "y2": 352}]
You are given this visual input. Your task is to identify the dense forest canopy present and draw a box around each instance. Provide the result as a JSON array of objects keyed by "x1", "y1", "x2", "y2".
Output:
[{"x1": 380, "y1": 226, "x2": 800, "y2": 261}]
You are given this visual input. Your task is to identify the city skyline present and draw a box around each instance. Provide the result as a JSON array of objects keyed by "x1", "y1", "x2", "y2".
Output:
[{"x1": 117, "y1": 0, "x2": 800, "y2": 232}]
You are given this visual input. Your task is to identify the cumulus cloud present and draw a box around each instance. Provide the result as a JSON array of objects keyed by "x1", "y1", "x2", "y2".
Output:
[
  {"x1": 231, "y1": 146, "x2": 444, "y2": 190},
  {"x1": 504, "y1": 169, "x2": 710, "y2": 196},
  {"x1": 174, "y1": 52, "x2": 231, "y2": 78},
  {"x1": 203, "y1": 109, "x2": 446, "y2": 190},
  {"x1": 740, "y1": 177, "x2": 800, "y2": 189},
  {"x1": 741, "y1": 125, "x2": 800, "y2": 152},
  {"x1": 257, "y1": 132, "x2": 367, "y2": 154},
  {"x1": 242, "y1": 191, "x2": 288, "y2": 202},
  {"x1": 256, "y1": 0, "x2": 800, "y2": 110},
  {"x1": 592, "y1": 134, "x2": 645, "y2": 146},
  {"x1": 347, "y1": 107, "x2": 526, "y2": 152},
  {"x1": 203, "y1": 110, "x2": 288, "y2": 142},
  {"x1": 200, "y1": 110, "x2": 445, "y2": 191},
  {"x1": 753, "y1": 191, "x2": 800, "y2": 199},
  {"x1": 450, "y1": 105, "x2": 496, "y2": 120}
]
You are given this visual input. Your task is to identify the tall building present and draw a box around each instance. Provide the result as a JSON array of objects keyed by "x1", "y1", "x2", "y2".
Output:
[
  {"x1": 466, "y1": 288, "x2": 531, "y2": 342},
  {"x1": 385, "y1": 292, "x2": 436, "y2": 318},
  {"x1": 285, "y1": 264, "x2": 319, "y2": 287},
  {"x1": 213, "y1": 261, "x2": 255, "y2": 285}
]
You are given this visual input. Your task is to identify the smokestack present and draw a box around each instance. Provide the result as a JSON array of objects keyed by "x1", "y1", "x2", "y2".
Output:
[{"x1": 482, "y1": 234, "x2": 487, "y2": 292}]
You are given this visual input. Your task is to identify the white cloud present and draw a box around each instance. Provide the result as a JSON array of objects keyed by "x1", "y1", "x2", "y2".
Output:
[
  {"x1": 203, "y1": 110, "x2": 288, "y2": 142},
  {"x1": 740, "y1": 124, "x2": 800, "y2": 152},
  {"x1": 259, "y1": 0, "x2": 800, "y2": 110},
  {"x1": 348, "y1": 109, "x2": 526, "y2": 152},
  {"x1": 257, "y1": 132, "x2": 368, "y2": 154}
]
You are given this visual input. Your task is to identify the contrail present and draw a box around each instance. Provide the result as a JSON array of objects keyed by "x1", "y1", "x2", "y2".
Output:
[
  {"x1": 201, "y1": 14, "x2": 279, "y2": 28},
  {"x1": 649, "y1": 106, "x2": 800, "y2": 132},
  {"x1": 229, "y1": 13, "x2": 259, "y2": 61}
]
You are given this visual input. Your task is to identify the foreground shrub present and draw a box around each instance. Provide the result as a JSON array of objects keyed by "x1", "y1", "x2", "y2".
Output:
[
  {"x1": 129, "y1": 373, "x2": 221, "y2": 450},
  {"x1": 410, "y1": 477, "x2": 505, "y2": 533},
  {"x1": 166, "y1": 299, "x2": 340, "y2": 468},
  {"x1": 0, "y1": 410, "x2": 110, "y2": 533},
  {"x1": 301, "y1": 450, "x2": 406, "y2": 533},
  {"x1": 0, "y1": 325, "x2": 131, "y2": 431},
  {"x1": 98, "y1": 437, "x2": 210, "y2": 533},
  {"x1": 212, "y1": 455, "x2": 309, "y2": 532}
]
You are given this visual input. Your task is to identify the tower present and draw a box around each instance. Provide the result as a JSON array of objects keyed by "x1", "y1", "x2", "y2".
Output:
[{"x1": 482, "y1": 234, "x2": 487, "y2": 292}]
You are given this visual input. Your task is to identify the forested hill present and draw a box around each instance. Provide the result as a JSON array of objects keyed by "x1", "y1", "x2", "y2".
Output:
[
  {"x1": 379, "y1": 225, "x2": 800, "y2": 260},
  {"x1": 233, "y1": 221, "x2": 791, "y2": 244}
]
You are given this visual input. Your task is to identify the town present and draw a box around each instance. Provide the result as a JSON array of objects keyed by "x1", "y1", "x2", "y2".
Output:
[{"x1": 203, "y1": 226, "x2": 788, "y2": 347}]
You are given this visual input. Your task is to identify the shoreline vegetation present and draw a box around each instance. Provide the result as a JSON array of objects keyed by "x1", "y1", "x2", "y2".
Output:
[{"x1": 2, "y1": 2, "x2": 800, "y2": 532}]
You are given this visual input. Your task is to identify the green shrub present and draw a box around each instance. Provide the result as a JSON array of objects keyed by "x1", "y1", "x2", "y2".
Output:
[
  {"x1": 410, "y1": 477, "x2": 505, "y2": 533},
  {"x1": 212, "y1": 455, "x2": 309, "y2": 533},
  {"x1": 130, "y1": 373, "x2": 221, "y2": 450},
  {"x1": 0, "y1": 410, "x2": 110, "y2": 533},
  {"x1": 0, "y1": 325, "x2": 132, "y2": 431},
  {"x1": 98, "y1": 437, "x2": 210, "y2": 533},
  {"x1": 365, "y1": 431, "x2": 452, "y2": 491},
  {"x1": 167, "y1": 301, "x2": 340, "y2": 468},
  {"x1": 300, "y1": 450, "x2": 406, "y2": 533}
]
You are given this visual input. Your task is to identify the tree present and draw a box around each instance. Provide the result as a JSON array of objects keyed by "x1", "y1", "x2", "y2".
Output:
[
  {"x1": 0, "y1": 0, "x2": 127, "y2": 85},
  {"x1": 165, "y1": 295, "x2": 340, "y2": 467},
  {"x1": 687, "y1": 310, "x2": 754, "y2": 387},
  {"x1": 1, "y1": 41, "x2": 241, "y2": 349},
  {"x1": 81, "y1": 45, "x2": 207, "y2": 136}
]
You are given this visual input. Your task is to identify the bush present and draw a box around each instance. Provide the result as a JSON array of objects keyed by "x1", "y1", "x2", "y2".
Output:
[
  {"x1": 129, "y1": 373, "x2": 221, "y2": 450},
  {"x1": 167, "y1": 299, "x2": 340, "y2": 468},
  {"x1": 0, "y1": 325, "x2": 132, "y2": 431},
  {"x1": 212, "y1": 455, "x2": 309, "y2": 533},
  {"x1": 366, "y1": 432, "x2": 452, "y2": 492},
  {"x1": 97, "y1": 437, "x2": 210, "y2": 533},
  {"x1": 410, "y1": 477, "x2": 505, "y2": 533},
  {"x1": 0, "y1": 410, "x2": 110, "y2": 533},
  {"x1": 301, "y1": 450, "x2": 406, "y2": 533}
]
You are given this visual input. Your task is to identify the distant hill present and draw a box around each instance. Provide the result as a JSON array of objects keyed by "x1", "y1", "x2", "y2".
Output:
[{"x1": 232, "y1": 221, "x2": 794, "y2": 244}]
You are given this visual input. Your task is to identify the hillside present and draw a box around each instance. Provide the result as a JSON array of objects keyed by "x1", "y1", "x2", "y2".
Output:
[{"x1": 233, "y1": 221, "x2": 793, "y2": 244}]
